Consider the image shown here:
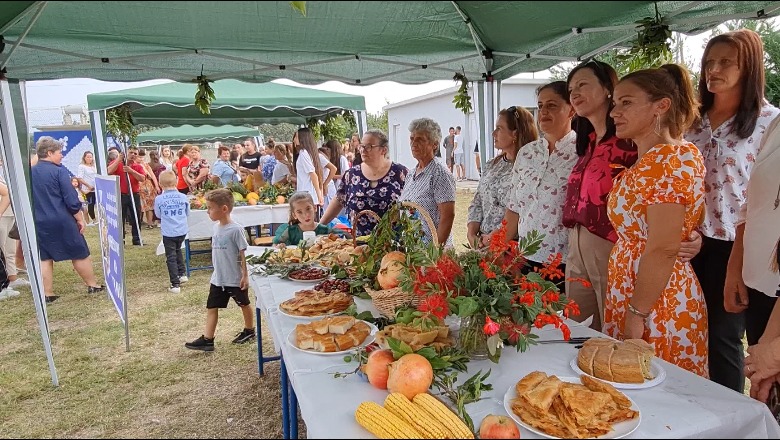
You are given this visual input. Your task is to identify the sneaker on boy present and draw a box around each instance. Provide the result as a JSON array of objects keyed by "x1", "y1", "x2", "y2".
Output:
[
  {"x1": 178, "y1": 275, "x2": 189, "y2": 283},
  {"x1": 169, "y1": 285, "x2": 181, "y2": 294},
  {"x1": 232, "y1": 328, "x2": 256, "y2": 344},
  {"x1": 184, "y1": 335, "x2": 214, "y2": 352}
]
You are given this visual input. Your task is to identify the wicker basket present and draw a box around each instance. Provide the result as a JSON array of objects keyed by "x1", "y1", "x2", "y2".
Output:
[{"x1": 356, "y1": 201, "x2": 438, "y2": 318}]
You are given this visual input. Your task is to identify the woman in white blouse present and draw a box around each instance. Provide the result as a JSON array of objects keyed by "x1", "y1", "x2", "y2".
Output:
[
  {"x1": 737, "y1": 116, "x2": 780, "y2": 402},
  {"x1": 467, "y1": 106, "x2": 537, "y2": 248},
  {"x1": 502, "y1": 81, "x2": 578, "y2": 277},
  {"x1": 271, "y1": 143, "x2": 292, "y2": 185},
  {"x1": 293, "y1": 128, "x2": 335, "y2": 211},
  {"x1": 685, "y1": 29, "x2": 780, "y2": 393},
  {"x1": 76, "y1": 151, "x2": 98, "y2": 224},
  {"x1": 160, "y1": 146, "x2": 175, "y2": 171}
]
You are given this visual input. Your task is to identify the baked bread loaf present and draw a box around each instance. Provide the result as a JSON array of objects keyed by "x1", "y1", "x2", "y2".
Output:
[{"x1": 577, "y1": 338, "x2": 655, "y2": 384}]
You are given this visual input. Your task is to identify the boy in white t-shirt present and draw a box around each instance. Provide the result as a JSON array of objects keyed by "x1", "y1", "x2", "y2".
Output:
[{"x1": 453, "y1": 126, "x2": 466, "y2": 181}]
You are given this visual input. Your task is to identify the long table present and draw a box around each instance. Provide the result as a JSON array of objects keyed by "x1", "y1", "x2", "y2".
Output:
[{"x1": 247, "y1": 246, "x2": 780, "y2": 439}]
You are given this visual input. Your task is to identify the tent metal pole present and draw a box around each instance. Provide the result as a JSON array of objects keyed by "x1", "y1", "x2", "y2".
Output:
[
  {"x1": 475, "y1": 81, "x2": 486, "y2": 169},
  {"x1": 450, "y1": 1, "x2": 488, "y2": 71},
  {"x1": 90, "y1": 110, "x2": 109, "y2": 174},
  {"x1": 485, "y1": 79, "x2": 496, "y2": 161},
  {"x1": 0, "y1": 79, "x2": 58, "y2": 386},
  {"x1": 356, "y1": 111, "x2": 368, "y2": 137},
  {"x1": 0, "y1": 1, "x2": 45, "y2": 35},
  {"x1": 0, "y1": 2, "x2": 48, "y2": 71},
  {"x1": 10, "y1": 49, "x2": 193, "y2": 76}
]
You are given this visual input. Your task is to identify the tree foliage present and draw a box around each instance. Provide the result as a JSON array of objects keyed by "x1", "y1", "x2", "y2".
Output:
[
  {"x1": 257, "y1": 123, "x2": 298, "y2": 143},
  {"x1": 367, "y1": 109, "x2": 388, "y2": 133}
]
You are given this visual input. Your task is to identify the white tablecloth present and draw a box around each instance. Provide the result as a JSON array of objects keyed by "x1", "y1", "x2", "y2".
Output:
[
  {"x1": 189, "y1": 204, "x2": 290, "y2": 239},
  {"x1": 246, "y1": 246, "x2": 780, "y2": 439}
]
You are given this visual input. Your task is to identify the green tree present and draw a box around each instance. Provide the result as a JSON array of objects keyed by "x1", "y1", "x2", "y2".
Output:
[
  {"x1": 367, "y1": 109, "x2": 388, "y2": 133},
  {"x1": 257, "y1": 123, "x2": 298, "y2": 143}
]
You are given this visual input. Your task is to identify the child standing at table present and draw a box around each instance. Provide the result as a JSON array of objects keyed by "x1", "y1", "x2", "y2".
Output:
[
  {"x1": 154, "y1": 171, "x2": 190, "y2": 293},
  {"x1": 273, "y1": 191, "x2": 345, "y2": 246},
  {"x1": 185, "y1": 188, "x2": 255, "y2": 351}
]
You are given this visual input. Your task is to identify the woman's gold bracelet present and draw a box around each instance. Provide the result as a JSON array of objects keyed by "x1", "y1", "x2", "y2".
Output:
[{"x1": 627, "y1": 303, "x2": 651, "y2": 319}]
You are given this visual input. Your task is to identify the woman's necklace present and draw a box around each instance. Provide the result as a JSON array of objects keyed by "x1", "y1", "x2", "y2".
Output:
[{"x1": 774, "y1": 181, "x2": 779, "y2": 210}]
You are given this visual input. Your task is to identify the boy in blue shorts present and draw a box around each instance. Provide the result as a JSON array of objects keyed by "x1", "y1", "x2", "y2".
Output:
[{"x1": 185, "y1": 188, "x2": 255, "y2": 351}]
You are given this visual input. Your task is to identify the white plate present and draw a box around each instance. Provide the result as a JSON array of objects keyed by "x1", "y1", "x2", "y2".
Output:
[
  {"x1": 286, "y1": 320, "x2": 378, "y2": 356},
  {"x1": 277, "y1": 304, "x2": 352, "y2": 321},
  {"x1": 503, "y1": 375, "x2": 641, "y2": 439},
  {"x1": 569, "y1": 357, "x2": 666, "y2": 390},
  {"x1": 287, "y1": 275, "x2": 329, "y2": 283}
]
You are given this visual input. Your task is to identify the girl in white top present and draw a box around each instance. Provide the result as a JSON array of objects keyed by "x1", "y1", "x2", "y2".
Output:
[
  {"x1": 160, "y1": 146, "x2": 175, "y2": 171},
  {"x1": 76, "y1": 151, "x2": 98, "y2": 224},
  {"x1": 271, "y1": 143, "x2": 292, "y2": 185},
  {"x1": 294, "y1": 128, "x2": 325, "y2": 208},
  {"x1": 684, "y1": 29, "x2": 780, "y2": 393},
  {"x1": 318, "y1": 150, "x2": 337, "y2": 211}
]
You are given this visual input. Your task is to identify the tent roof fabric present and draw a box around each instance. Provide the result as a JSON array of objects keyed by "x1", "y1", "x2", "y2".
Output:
[
  {"x1": 136, "y1": 125, "x2": 259, "y2": 144},
  {"x1": 2, "y1": 2, "x2": 778, "y2": 85},
  {"x1": 86, "y1": 80, "x2": 366, "y2": 125}
]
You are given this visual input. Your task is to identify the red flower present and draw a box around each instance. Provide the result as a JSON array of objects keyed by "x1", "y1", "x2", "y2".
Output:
[
  {"x1": 479, "y1": 261, "x2": 497, "y2": 279},
  {"x1": 501, "y1": 320, "x2": 530, "y2": 345},
  {"x1": 566, "y1": 277, "x2": 592, "y2": 289},
  {"x1": 537, "y1": 253, "x2": 565, "y2": 281},
  {"x1": 418, "y1": 294, "x2": 449, "y2": 320},
  {"x1": 560, "y1": 322, "x2": 571, "y2": 341},
  {"x1": 563, "y1": 301, "x2": 581, "y2": 318},
  {"x1": 483, "y1": 316, "x2": 500, "y2": 336}
]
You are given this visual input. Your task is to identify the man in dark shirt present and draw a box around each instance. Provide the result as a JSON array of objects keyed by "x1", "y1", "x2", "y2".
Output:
[{"x1": 107, "y1": 147, "x2": 146, "y2": 245}]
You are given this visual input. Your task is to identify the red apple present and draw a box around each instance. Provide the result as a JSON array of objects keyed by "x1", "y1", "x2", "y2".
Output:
[{"x1": 479, "y1": 414, "x2": 521, "y2": 439}]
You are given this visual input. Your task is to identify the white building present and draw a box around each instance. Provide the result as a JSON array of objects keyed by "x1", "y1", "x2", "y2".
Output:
[{"x1": 384, "y1": 78, "x2": 549, "y2": 180}]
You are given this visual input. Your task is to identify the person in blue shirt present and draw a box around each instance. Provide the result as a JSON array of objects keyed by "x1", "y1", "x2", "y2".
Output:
[
  {"x1": 210, "y1": 145, "x2": 240, "y2": 187},
  {"x1": 154, "y1": 170, "x2": 191, "y2": 293}
]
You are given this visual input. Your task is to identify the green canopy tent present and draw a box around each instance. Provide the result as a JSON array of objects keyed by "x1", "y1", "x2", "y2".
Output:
[
  {"x1": 136, "y1": 125, "x2": 260, "y2": 144},
  {"x1": 1, "y1": 0, "x2": 778, "y2": 387},
  {"x1": 87, "y1": 80, "x2": 368, "y2": 126}
]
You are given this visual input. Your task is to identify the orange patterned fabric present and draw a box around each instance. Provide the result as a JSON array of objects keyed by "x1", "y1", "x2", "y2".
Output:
[{"x1": 604, "y1": 143, "x2": 708, "y2": 377}]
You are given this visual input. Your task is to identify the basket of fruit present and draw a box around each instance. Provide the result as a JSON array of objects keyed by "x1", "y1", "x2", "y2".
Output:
[{"x1": 358, "y1": 202, "x2": 438, "y2": 318}]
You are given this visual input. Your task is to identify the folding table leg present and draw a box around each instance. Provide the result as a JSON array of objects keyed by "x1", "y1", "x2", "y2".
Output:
[
  {"x1": 281, "y1": 357, "x2": 290, "y2": 439},
  {"x1": 256, "y1": 307, "x2": 264, "y2": 376},
  {"x1": 289, "y1": 383, "x2": 298, "y2": 439},
  {"x1": 184, "y1": 239, "x2": 191, "y2": 277}
]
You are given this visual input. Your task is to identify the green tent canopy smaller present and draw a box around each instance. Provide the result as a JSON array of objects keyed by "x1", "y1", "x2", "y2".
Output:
[
  {"x1": 136, "y1": 125, "x2": 259, "y2": 144},
  {"x1": 87, "y1": 80, "x2": 367, "y2": 125}
]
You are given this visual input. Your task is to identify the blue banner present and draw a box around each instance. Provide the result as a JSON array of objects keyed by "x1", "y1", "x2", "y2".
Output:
[{"x1": 94, "y1": 175, "x2": 126, "y2": 323}]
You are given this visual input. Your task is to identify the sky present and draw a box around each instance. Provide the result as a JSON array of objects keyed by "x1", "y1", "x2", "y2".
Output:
[{"x1": 20, "y1": 24, "x2": 759, "y2": 117}]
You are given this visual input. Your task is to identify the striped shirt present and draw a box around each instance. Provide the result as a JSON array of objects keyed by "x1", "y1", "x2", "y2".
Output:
[{"x1": 399, "y1": 159, "x2": 456, "y2": 246}]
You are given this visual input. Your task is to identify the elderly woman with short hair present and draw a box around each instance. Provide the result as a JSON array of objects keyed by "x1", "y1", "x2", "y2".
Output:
[
  {"x1": 32, "y1": 136, "x2": 104, "y2": 303},
  {"x1": 399, "y1": 118, "x2": 456, "y2": 245}
]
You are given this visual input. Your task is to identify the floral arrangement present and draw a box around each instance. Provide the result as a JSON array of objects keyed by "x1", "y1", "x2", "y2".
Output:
[{"x1": 400, "y1": 221, "x2": 581, "y2": 363}]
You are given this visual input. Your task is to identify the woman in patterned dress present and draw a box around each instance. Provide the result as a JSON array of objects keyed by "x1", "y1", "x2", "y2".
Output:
[
  {"x1": 467, "y1": 105, "x2": 537, "y2": 248},
  {"x1": 605, "y1": 64, "x2": 708, "y2": 376},
  {"x1": 320, "y1": 130, "x2": 407, "y2": 237},
  {"x1": 685, "y1": 29, "x2": 780, "y2": 392}
]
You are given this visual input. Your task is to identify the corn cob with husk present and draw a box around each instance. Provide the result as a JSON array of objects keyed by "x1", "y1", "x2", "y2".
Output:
[
  {"x1": 384, "y1": 393, "x2": 449, "y2": 439},
  {"x1": 354, "y1": 401, "x2": 422, "y2": 438},
  {"x1": 412, "y1": 393, "x2": 474, "y2": 439}
]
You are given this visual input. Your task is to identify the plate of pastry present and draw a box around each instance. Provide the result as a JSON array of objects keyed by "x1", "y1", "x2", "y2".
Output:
[
  {"x1": 504, "y1": 372, "x2": 641, "y2": 439},
  {"x1": 571, "y1": 337, "x2": 666, "y2": 389},
  {"x1": 277, "y1": 289, "x2": 354, "y2": 320},
  {"x1": 287, "y1": 316, "x2": 378, "y2": 355}
]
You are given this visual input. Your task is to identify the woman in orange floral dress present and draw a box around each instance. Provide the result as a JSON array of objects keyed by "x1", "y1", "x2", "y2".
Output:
[{"x1": 604, "y1": 64, "x2": 708, "y2": 376}]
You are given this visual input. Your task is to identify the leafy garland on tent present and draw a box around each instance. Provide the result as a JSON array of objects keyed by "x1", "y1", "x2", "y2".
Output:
[
  {"x1": 453, "y1": 71, "x2": 473, "y2": 115},
  {"x1": 106, "y1": 104, "x2": 138, "y2": 146},
  {"x1": 290, "y1": 1, "x2": 306, "y2": 17},
  {"x1": 617, "y1": 2, "x2": 673, "y2": 70},
  {"x1": 194, "y1": 74, "x2": 215, "y2": 115}
]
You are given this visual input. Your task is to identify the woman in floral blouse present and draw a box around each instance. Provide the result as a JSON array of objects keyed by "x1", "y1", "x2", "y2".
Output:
[
  {"x1": 185, "y1": 145, "x2": 210, "y2": 192},
  {"x1": 503, "y1": 82, "x2": 578, "y2": 280},
  {"x1": 467, "y1": 105, "x2": 537, "y2": 248},
  {"x1": 685, "y1": 29, "x2": 780, "y2": 392},
  {"x1": 320, "y1": 129, "x2": 407, "y2": 238}
]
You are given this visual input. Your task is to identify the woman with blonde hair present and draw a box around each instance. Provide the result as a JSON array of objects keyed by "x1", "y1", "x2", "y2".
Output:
[
  {"x1": 160, "y1": 146, "x2": 175, "y2": 171},
  {"x1": 271, "y1": 143, "x2": 293, "y2": 184}
]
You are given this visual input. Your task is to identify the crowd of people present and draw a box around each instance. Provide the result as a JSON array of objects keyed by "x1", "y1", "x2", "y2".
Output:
[{"x1": 11, "y1": 27, "x2": 780, "y2": 406}]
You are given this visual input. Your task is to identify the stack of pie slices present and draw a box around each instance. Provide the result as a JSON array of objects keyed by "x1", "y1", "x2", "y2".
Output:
[
  {"x1": 279, "y1": 289, "x2": 353, "y2": 317},
  {"x1": 510, "y1": 371, "x2": 639, "y2": 439},
  {"x1": 294, "y1": 316, "x2": 371, "y2": 352}
]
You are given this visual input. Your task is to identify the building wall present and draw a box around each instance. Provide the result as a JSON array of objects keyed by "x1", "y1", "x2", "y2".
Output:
[{"x1": 386, "y1": 81, "x2": 543, "y2": 181}]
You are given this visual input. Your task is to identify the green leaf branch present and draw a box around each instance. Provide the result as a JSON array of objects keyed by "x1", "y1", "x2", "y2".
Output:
[
  {"x1": 452, "y1": 71, "x2": 473, "y2": 115},
  {"x1": 106, "y1": 104, "x2": 137, "y2": 146}
]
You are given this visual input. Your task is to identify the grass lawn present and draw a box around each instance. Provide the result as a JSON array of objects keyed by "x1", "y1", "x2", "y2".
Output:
[{"x1": 0, "y1": 189, "x2": 477, "y2": 438}]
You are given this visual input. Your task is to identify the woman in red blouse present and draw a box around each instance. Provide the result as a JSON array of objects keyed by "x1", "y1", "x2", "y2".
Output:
[
  {"x1": 564, "y1": 60, "x2": 702, "y2": 332},
  {"x1": 175, "y1": 144, "x2": 192, "y2": 194}
]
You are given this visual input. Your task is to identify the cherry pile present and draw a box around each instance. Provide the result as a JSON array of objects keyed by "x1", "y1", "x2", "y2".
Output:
[
  {"x1": 314, "y1": 279, "x2": 351, "y2": 293},
  {"x1": 289, "y1": 268, "x2": 328, "y2": 281}
]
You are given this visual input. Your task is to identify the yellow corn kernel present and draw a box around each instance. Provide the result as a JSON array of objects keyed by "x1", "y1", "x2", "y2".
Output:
[
  {"x1": 412, "y1": 393, "x2": 474, "y2": 439},
  {"x1": 384, "y1": 393, "x2": 449, "y2": 439},
  {"x1": 355, "y1": 401, "x2": 422, "y2": 439}
]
